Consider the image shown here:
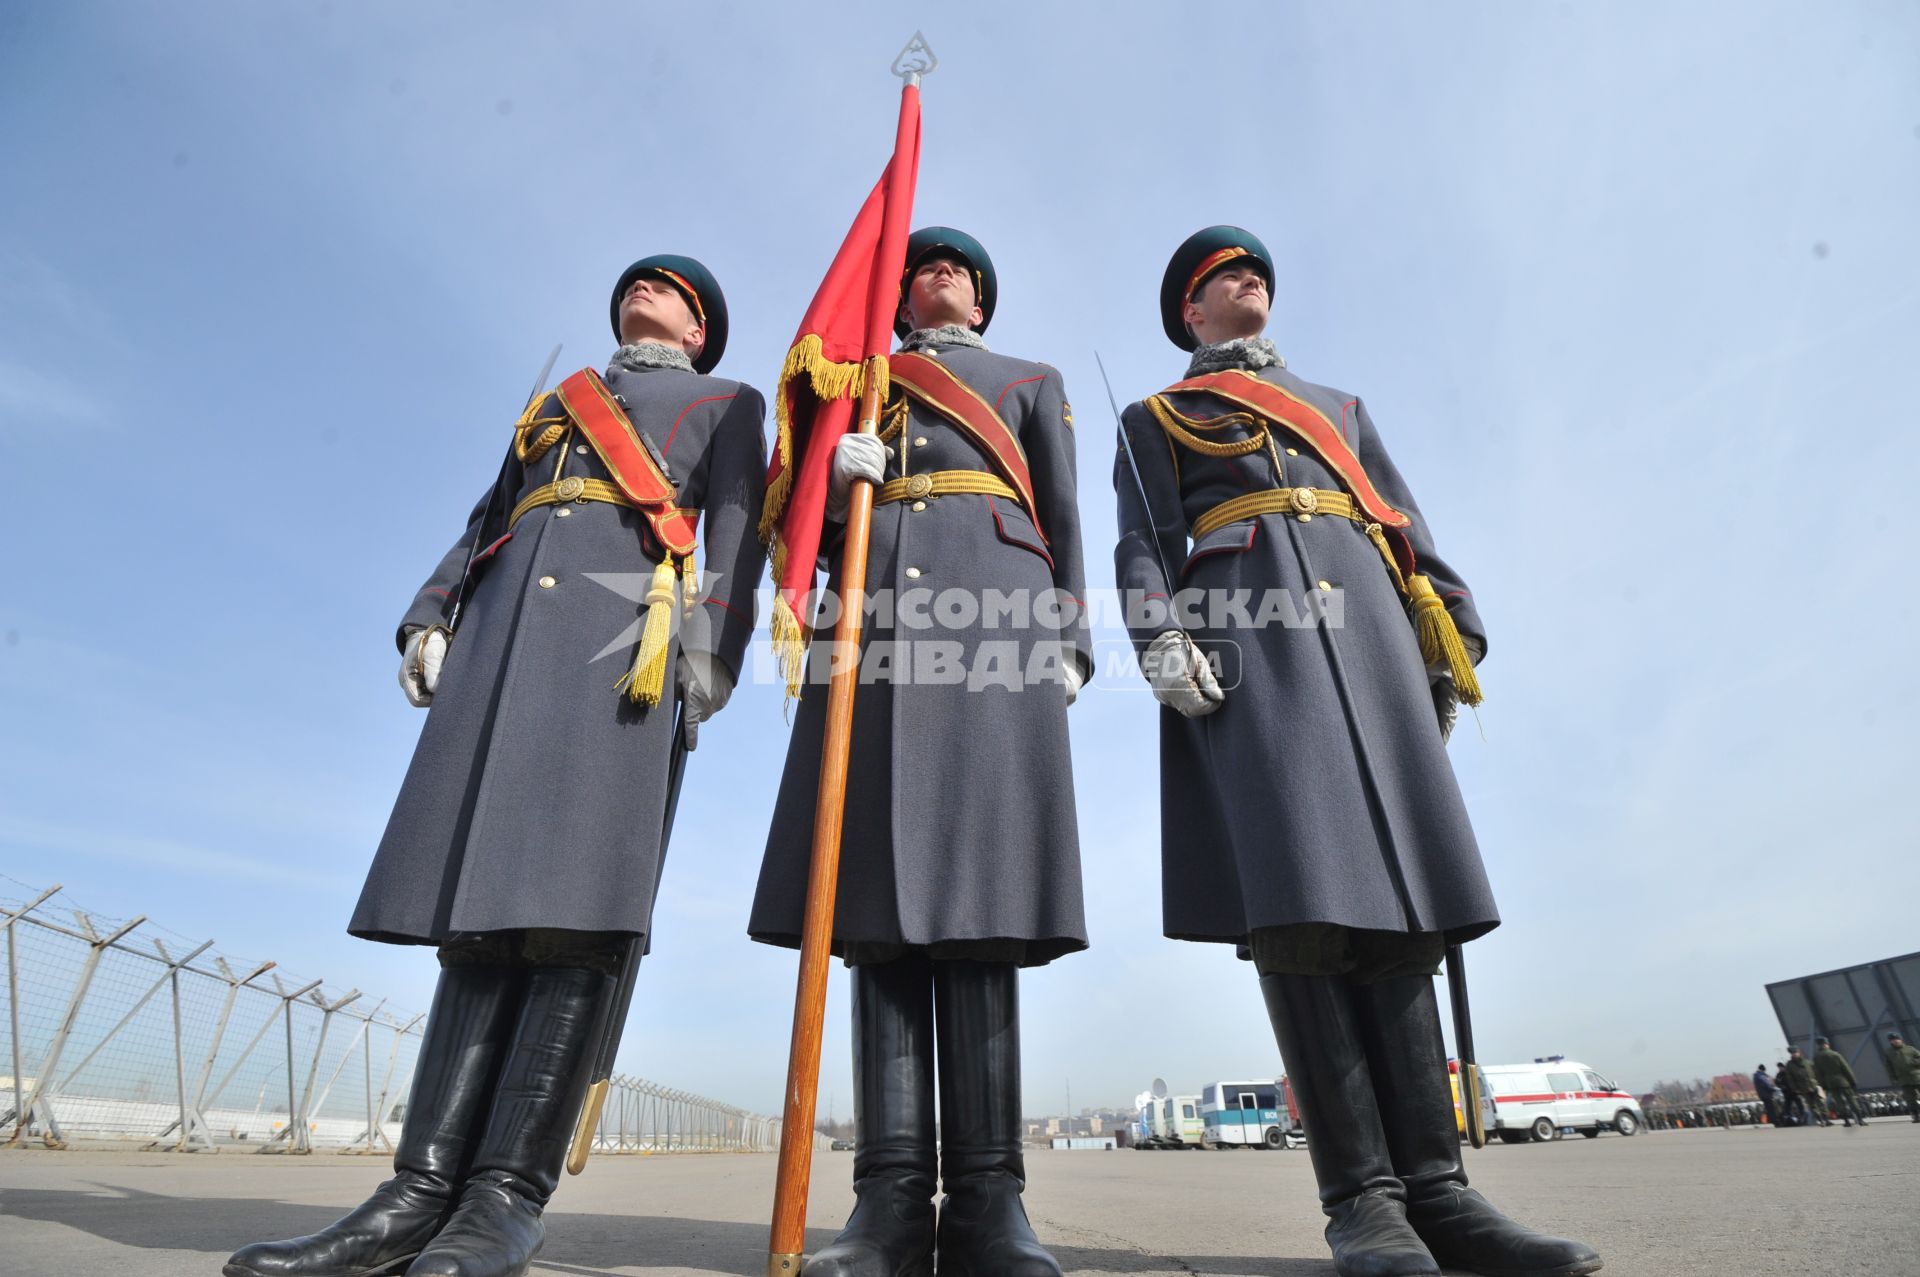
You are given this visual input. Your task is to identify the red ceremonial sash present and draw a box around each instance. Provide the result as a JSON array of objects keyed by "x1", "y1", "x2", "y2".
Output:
[
  {"x1": 1161, "y1": 369, "x2": 1411, "y2": 530},
  {"x1": 889, "y1": 352, "x2": 1044, "y2": 542},
  {"x1": 553, "y1": 368, "x2": 699, "y2": 556}
]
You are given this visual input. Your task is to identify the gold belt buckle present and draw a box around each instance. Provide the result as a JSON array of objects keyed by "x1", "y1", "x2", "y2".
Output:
[
  {"x1": 905, "y1": 473, "x2": 934, "y2": 500},
  {"x1": 555, "y1": 475, "x2": 587, "y2": 502},
  {"x1": 1289, "y1": 487, "x2": 1319, "y2": 515}
]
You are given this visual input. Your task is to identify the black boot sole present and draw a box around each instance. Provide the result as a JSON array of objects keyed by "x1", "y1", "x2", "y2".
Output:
[
  {"x1": 1430, "y1": 1257, "x2": 1603, "y2": 1277},
  {"x1": 222, "y1": 1257, "x2": 418, "y2": 1277}
]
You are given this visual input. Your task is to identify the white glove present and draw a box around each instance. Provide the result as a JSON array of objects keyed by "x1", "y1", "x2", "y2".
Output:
[
  {"x1": 1144, "y1": 630, "x2": 1223, "y2": 717},
  {"x1": 1431, "y1": 668, "x2": 1459, "y2": 743},
  {"x1": 676, "y1": 649, "x2": 735, "y2": 751},
  {"x1": 1063, "y1": 653, "x2": 1086, "y2": 707},
  {"x1": 827, "y1": 432, "x2": 888, "y2": 519},
  {"x1": 399, "y1": 626, "x2": 448, "y2": 708}
]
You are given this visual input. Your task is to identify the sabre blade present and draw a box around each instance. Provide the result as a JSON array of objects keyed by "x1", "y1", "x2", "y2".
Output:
[{"x1": 1097, "y1": 350, "x2": 1178, "y2": 597}]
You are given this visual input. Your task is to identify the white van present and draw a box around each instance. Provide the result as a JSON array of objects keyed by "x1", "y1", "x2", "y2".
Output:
[{"x1": 1482, "y1": 1058, "x2": 1643, "y2": 1143}]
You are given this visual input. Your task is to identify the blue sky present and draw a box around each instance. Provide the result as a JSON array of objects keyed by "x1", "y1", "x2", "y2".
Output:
[{"x1": 4, "y1": 1, "x2": 1917, "y2": 1117}]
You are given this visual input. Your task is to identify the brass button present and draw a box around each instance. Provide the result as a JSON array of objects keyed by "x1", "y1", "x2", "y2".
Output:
[
  {"x1": 539, "y1": 575, "x2": 557, "y2": 589},
  {"x1": 1289, "y1": 488, "x2": 1319, "y2": 515},
  {"x1": 555, "y1": 475, "x2": 587, "y2": 501},
  {"x1": 911, "y1": 500, "x2": 927, "y2": 512},
  {"x1": 575, "y1": 444, "x2": 590, "y2": 455},
  {"x1": 905, "y1": 473, "x2": 934, "y2": 499},
  {"x1": 1317, "y1": 580, "x2": 1332, "y2": 592},
  {"x1": 1297, "y1": 514, "x2": 1313, "y2": 523},
  {"x1": 555, "y1": 508, "x2": 572, "y2": 518},
  {"x1": 905, "y1": 567, "x2": 922, "y2": 579},
  {"x1": 913, "y1": 436, "x2": 928, "y2": 447},
  {"x1": 1286, "y1": 447, "x2": 1299, "y2": 456}
]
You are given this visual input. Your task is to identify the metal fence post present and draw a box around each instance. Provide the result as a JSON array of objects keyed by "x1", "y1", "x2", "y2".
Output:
[
  {"x1": 2, "y1": 884, "x2": 62, "y2": 1134},
  {"x1": 356, "y1": 1011, "x2": 422, "y2": 1155},
  {"x1": 148, "y1": 956, "x2": 275, "y2": 1151},
  {"x1": 5, "y1": 908, "x2": 146, "y2": 1148}
]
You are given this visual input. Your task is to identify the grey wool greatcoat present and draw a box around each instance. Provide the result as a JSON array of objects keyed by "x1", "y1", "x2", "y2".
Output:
[
  {"x1": 749, "y1": 340, "x2": 1091, "y2": 966},
  {"x1": 349, "y1": 363, "x2": 767, "y2": 947},
  {"x1": 1113, "y1": 360, "x2": 1498, "y2": 948}
]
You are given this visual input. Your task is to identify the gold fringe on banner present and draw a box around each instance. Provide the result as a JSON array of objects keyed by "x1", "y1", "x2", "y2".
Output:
[
  {"x1": 1408, "y1": 574, "x2": 1483, "y2": 706},
  {"x1": 760, "y1": 340, "x2": 893, "y2": 700}
]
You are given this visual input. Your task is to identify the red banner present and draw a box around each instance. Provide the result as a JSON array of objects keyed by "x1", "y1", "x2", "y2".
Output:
[{"x1": 760, "y1": 84, "x2": 922, "y2": 693}]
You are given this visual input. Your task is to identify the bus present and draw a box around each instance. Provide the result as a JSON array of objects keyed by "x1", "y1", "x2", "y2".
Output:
[{"x1": 1199, "y1": 1079, "x2": 1301, "y2": 1149}]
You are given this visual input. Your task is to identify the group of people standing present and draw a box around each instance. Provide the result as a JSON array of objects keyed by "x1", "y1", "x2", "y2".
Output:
[
  {"x1": 222, "y1": 225, "x2": 1602, "y2": 1277},
  {"x1": 1755, "y1": 1034, "x2": 1920, "y2": 1128}
]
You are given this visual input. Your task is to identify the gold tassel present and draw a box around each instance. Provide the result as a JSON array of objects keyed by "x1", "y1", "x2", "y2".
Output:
[
  {"x1": 614, "y1": 557, "x2": 679, "y2": 706},
  {"x1": 1408, "y1": 574, "x2": 1483, "y2": 706}
]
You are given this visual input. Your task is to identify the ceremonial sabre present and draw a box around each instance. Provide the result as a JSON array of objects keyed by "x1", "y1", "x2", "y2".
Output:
[
  {"x1": 566, "y1": 707, "x2": 691, "y2": 1173},
  {"x1": 448, "y1": 343, "x2": 563, "y2": 633},
  {"x1": 1097, "y1": 350, "x2": 1178, "y2": 612},
  {"x1": 1447, "y1": 944, "x2": 1489, "y2": 1149}
]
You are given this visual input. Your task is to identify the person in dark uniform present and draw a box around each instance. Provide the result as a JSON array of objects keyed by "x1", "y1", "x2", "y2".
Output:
[
  {"x1": 1812, "y1": 1037, "x2": 1867, "y2": 1127},
  {"x1": 1113, "y1": 226, "x2": 1600, "y2": 1277},
  {"x1": 752, "y1": 227, "x2": 1090, "y2": 1277},
  {"x1": 1885, "y1": 1033, "x2": 1920, "y2": 1122},
  {"x1": 225, "y1": 255, "x2": 767, "y2": 1277},
  {"x1": 1752, "y1": 1065, "x2": 1781, "y2": 1125},
  {"x1": 1782, "y1": 1047, "x2": 1827, "y2": 1127}
]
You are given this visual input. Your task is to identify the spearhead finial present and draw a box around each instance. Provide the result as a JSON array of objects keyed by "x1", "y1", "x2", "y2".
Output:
[{"x1": 892, "y1": 31, "x2": 938, "y2": 85}]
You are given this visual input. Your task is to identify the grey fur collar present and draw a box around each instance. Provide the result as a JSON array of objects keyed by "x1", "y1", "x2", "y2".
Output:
[
  {"x1": 1186, "y1": 336, "x2": 1285, "y2": 376},
  {"x1": 901, "y1": 324, "x2": 986, "y2": 352},
  {"x1": 607, "y1": 342, "x2": 694, "y2": 376}
]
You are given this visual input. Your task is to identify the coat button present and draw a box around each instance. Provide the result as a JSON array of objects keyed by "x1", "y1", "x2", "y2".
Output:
[
  {"x1": 539, "y1": 575, "x2": 557, "y2": 589},
  {"x1": 1317, "y1": 580, "x2": 1332, "y2": 591},
  {"x1": 555, "y1": 508, "x2": 572, "y2": 517},
  {"x1": 905, "y1": 567, "x2": 922, "y2": 579},
  {"x1": 575, "y1": 444, "x2": 590, "y2": 455},
  {"x1": 913, "y1": 436, "x2": 928, "y2": 447},
  {"x1": 1286, "y1": 447, "x2": 1299, "y2": 456},
  {"x1": 911, "y1": 501, "x2": 927, "y2": 512}
]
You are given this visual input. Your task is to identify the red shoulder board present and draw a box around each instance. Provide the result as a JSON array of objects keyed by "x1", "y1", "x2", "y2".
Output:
[
  {"x1": 890, "y1": 352, "x2": 1045, "y2": 543},
  {"x1": 1162, "y1": 369, "x2": 1411, "y2": 530},
  {"x1": 554, "y1": 368, "x2": 698, "y2": 556}
]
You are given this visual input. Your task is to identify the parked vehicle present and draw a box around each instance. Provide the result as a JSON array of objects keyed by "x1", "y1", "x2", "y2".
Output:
[
  {"x1": 1159, "y1": 1093, "x2": 1204, "y2": 1148},
  {"x1": 1199, "y1": 1079, "x2": 1303, "y2": 1149},
  {"x1": 1449, "y1": 1059, "x2": 1498, "y2": 1139},
  {"x1": 1481, "y1": 1057, "x2": 1644, "y2": 1143}
]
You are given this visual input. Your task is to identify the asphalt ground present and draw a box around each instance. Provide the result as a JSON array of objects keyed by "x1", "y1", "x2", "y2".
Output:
[{"x1": 2, "y1": 1124, "x2": 1915, "y2": 1276}]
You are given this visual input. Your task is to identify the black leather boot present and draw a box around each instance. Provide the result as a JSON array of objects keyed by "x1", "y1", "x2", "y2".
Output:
[
  {"x1": 1260, "y1": 973, "x2": 1439, "y2": 1277},
  {"x1": 406, "y1": 963, "x2": 616, "y2": 1277},
  {"x1": 1353, "y1": 975, "x2": 1602, "y2": 1277},
  {"x1": 931, "y1": 960, "x2": 1060, "y2": 1277},
  {"x1": 804, "y1": 956, "x2": 937, "y2": 1277},
  {"x1": 224, "y1": 962, "x2": 526, "y2": 1277}
]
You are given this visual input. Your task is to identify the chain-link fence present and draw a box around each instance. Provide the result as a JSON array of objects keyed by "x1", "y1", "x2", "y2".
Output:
[{"x1": 1, "y1": 877, "x2": 797, "y2": 1155}]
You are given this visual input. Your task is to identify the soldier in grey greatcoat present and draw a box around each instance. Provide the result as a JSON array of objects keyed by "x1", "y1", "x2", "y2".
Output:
[
  {"x1": 226, "y1": 255, "x2": 767, "y2": 1277},
  {"x1": 1114, "y1": 226, "x2": 1599, "y2": 1277},
  {"x1": 751, "y1": 227, "x2": 1089, "y2": 1277}
]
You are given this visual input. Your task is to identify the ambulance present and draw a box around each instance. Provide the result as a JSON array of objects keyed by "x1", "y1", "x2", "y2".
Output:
[{"x1": 1482, "y1": 1057, "x2": 1643, "y2": 1143}]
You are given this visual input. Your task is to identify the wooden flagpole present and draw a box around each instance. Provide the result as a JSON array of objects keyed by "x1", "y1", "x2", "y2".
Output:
[{"x1": 767, "y1": 37, "x2": 933, "y2": 1275}]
